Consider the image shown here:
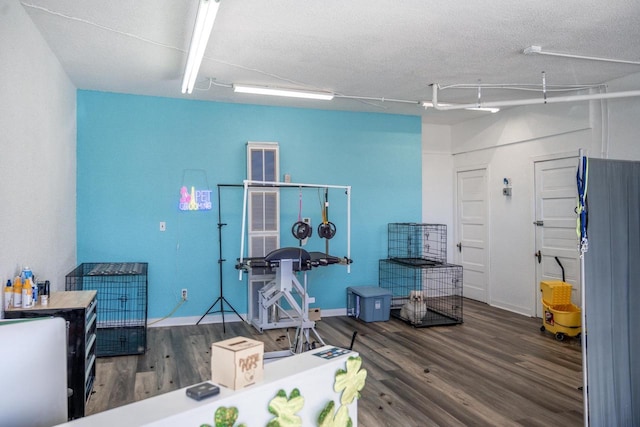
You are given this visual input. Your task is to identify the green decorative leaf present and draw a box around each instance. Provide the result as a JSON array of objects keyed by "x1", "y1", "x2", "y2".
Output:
[
  {"x1": 318, "y1": 400, "x2": 335, "y2": 427},
  {"x1": 317, "y1": 400, "x2": 353, "y2": 427},
  {"x1": 334, "y1": 356, "x2": 367, "y2": 405},
  {"x1": 214, "y1": 406, "x2": 239, "y2": 427},
  {"x1": 334, "y1": 405, "x2": 352, "y2": 427},
  {"x1": 267, "y1": 388, "x2": 305, "y2": 427}
]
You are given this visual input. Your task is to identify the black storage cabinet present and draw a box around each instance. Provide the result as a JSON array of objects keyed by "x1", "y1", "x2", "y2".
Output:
[
  {"x1": 66, "y1": 262, "x2": 148, "y2": 357},
  {"x1": 5, "y1": 291, "x2": 97, "y2": 420}
]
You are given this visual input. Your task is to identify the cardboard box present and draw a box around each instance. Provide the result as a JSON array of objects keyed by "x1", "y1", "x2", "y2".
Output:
[
  {"x1": 309, "y1": 308, "x2": 321, "y2": 321},
  {"x1": 211, "y1": 337, "x2": 264, "y2": 390}
]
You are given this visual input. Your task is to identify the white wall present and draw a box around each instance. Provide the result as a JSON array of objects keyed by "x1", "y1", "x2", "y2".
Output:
[
  {"x1": 453, "y1": 127, "x2": 594, "y2": 315},
  {"x1": 0, "y1": 0, "x2": 77, "y2": 296},
  {"x1": 423, "y1": 73, "x2": 640, "y2": 316},
  {"x1": 600, "y1": 72, "x2": 640, "y2": 160},
  {"x1": 422, "y1": 124, "x2": 454, "y2": 262}
]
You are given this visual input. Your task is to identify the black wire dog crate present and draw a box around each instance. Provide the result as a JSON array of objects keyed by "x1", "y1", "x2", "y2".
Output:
[
  {"x1": 388, "y1": 223, "x2": 447, "y2": 265},
  {"x1": 66, "y1": 263, "x2": 148, "y2": 357},
  {"x1": 379, "y1": 259, "x2": 463, "y2": 327}
]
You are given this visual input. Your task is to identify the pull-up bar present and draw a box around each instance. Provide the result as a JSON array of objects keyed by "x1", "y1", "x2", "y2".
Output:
[{"x1": 239, "y1": 179, "x2": 352, "y2": 279}]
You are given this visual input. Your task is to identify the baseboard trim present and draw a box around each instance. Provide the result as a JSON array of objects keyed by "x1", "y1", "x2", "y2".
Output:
[{"x1": 489, "y1": 300, "x2": 533, "y2": 317}]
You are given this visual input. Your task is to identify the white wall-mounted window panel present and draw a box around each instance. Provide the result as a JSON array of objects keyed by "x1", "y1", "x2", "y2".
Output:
[
  {"x1": 249, "y1": 143, "x2": 278, "y2": 183},
  {"x1": 247, "y1": 142, "x2": 280, "y2": 259},
  {"x1": 250, "y1": 192, "x2": 278, "y2": 232},
  {"x1": 246, "y1": 142, "x2": 280, "y2": 324},
  {"x1": 250, "y1": 150, "x2": 277, "y2": 182}
]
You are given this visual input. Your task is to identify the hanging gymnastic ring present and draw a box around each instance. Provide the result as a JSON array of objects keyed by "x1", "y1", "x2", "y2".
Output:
[
  {"x1": 317, "y1": 222, "x2": 337, "y2": 239},
  {"x1": 292, "y1": 221, "x2": 312, "y2": 240}
]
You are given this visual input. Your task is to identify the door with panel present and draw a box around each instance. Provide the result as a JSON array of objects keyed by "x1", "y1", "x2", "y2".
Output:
[
  {"x1": 534, "y1": 157, "x2": 580, "y2": 317},
  {"x1": 455, "y1": 168, "x2": 489, "y2": 303}
]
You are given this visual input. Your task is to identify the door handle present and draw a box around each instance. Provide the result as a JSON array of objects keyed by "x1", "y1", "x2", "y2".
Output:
[
  {"x1": 456, "y1": 242, "x2": 462, "y2": 252},
  {"x1": 535, "y1": 250, "x2": 542, "y2": 264}
]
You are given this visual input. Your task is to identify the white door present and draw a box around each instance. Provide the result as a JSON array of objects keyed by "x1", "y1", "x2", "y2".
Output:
[
  {"x1": 456, "y1": 168, "x2": 489, "y2": 302},
  {"x1": 534, "y1": 157, "x2": 580, "y2": 317}
]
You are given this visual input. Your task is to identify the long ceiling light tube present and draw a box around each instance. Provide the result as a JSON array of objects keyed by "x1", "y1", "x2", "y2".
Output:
[
  {"x1": 233, "y1": 84, "x2": 334, "y2": 100},
  {"x1": 335, "y1": 94, "x2": 419, "y2": 104},
  {"x1": 181, "y1": 0, "x2": 220, "y2": 94},
  {"x1": 430, "y1": 84, "x2": 640, "y2": 111},
  {"x1": 523, "y1": 45, "x2": 640, "y2": 66},
  {"x1": 465, "y1": 107, "x2": 500, "y2": 113},
  {"x1": 422, "y1": 101, "x2": 499, "y2": 113}
]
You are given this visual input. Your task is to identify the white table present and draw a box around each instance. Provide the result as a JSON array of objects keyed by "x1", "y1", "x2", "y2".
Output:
[{"x1": 56, "y1": 346, "x2": 359, "y2": 427}]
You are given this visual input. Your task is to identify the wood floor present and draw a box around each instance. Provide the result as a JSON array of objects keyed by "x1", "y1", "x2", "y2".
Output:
[{"x1": 86, "y1": 299, "x2": 584, "y2": 426}]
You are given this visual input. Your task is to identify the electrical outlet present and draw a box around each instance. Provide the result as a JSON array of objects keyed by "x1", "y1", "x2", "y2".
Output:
[{"x1": 181, "y1": 288, "x2": 188, "y2": 301}]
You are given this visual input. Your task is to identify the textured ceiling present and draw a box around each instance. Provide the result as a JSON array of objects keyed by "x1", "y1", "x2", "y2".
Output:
[{"x1": 20, "y1": 0, "x2": 640, "y2": 124}]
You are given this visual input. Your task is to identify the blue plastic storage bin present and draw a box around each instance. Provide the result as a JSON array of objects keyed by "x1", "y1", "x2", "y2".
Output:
[{"x1": 347, "y1": 286, "x2": 392, "y2": 322}]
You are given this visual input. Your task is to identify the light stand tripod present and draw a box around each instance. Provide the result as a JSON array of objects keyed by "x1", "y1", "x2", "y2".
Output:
[{"x1": 197, "y1": 184, "x2": 243, "y2": 332}]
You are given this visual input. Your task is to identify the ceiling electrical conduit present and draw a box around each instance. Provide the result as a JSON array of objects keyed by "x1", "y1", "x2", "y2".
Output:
[{"x1": 430, "y1": 84, "x2": 640, "y2": 111}]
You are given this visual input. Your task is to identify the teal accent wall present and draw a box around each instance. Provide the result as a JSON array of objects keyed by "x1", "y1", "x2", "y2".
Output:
[{"x1": 77, "y1": 91, "x2": 421, "y2": 319}]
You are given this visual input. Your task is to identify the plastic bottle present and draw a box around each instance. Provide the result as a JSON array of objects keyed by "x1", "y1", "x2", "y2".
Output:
[
  {"x1": 4, "y1": 280, "x2": 12, "y2": 309},
  {"x1": 22, "y1": 277, "x2": 33, "y2": 308},
  {"x1": 41, "y1": 280, "x2": 50, "y2": 306},
  {"x1": 21, "y1": 267, "x2": 35, "y2": 307},
  {"x1": 32, "y1": 279, "x2": 38, "y2": 305},
  {"x1": 21, "y1": 266, "x2": 33, "y2": 284},
  {"x1": 13, "y1": 277, "x2": 22, "y2": 308}
]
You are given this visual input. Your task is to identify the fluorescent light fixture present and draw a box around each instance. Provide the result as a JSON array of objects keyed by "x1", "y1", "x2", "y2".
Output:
[
  {"x1": 423, "y1": 101, "x2": 499, "y2": 113},
  {"x1": 422, "y1": 101, "x2": 452, "y2": 108},
  {"x1": 465, "y1": 107, "x2": 500, "y2": 113},
  {"x1": 181, "y1": 0, "x2": 221, "y2": 94},
  {"x1": 233, "y1": 84, "x2": 334, "y2": 100}
]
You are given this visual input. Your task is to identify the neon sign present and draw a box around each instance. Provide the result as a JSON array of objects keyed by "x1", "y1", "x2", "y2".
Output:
[{"x1": 179, "y1": 186, "x2": 212, "y2": 211}]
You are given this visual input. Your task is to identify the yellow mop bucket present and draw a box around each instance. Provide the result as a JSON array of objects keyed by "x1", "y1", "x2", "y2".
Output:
[{"x1": 539, "y1": 281, "x2": 581, "y2": 341}]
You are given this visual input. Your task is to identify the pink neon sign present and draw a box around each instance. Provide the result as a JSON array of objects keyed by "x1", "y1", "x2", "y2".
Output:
[{"x1": 179, "y1": 186, "x2": 212, "y2": 211}]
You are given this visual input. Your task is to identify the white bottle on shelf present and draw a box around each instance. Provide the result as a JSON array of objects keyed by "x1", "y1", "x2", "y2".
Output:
[
  {"x1": 3, "y1": 280, "x2": 12, "y2": 310},
  {"x1": 22, "y1": 277, "x2": 33, "y2": 308},
  {"x1": 13, "y1": 277, "x2": 22, "y2": 308}
]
